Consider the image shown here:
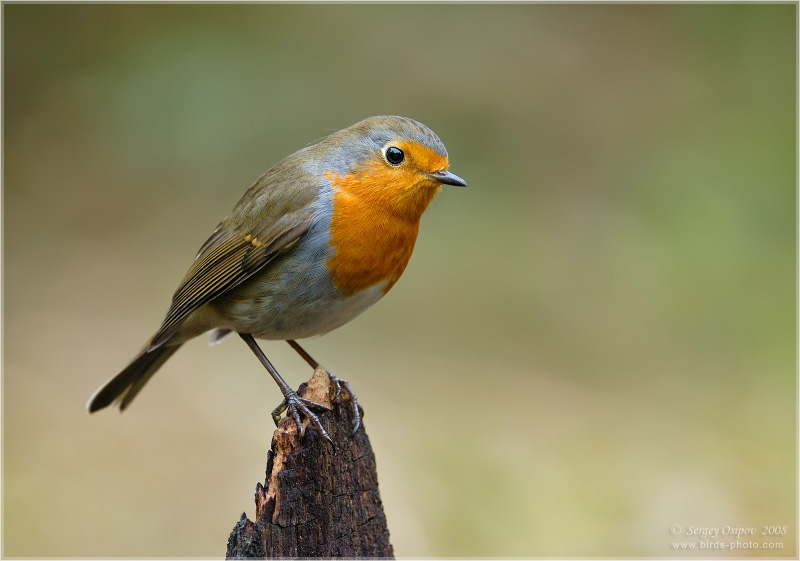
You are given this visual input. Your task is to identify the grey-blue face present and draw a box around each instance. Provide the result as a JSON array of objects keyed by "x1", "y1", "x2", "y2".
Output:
[
  {"x1": 360, "y1": 115, "x2": 449, "y2": 159},
  {"x1": 315, "y1": 115, "x2": 450, "y2": 177}
]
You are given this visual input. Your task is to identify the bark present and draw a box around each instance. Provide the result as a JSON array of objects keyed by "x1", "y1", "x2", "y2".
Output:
[{"x1": 226, "y1": 367, "x2": 394, "y2": 559}]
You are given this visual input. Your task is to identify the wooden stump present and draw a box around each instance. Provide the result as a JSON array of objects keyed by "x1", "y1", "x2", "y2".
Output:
[{"x1": 226, "y1": 367, "x2": 394, "y2": 559}]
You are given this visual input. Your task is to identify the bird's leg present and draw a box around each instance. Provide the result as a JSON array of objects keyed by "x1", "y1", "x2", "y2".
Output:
[
  {"x1": 286, "y1": 339, "x2": 363, "y2": 434},
  {"x1": 239, "y1": 333, "x2": 333, "y2": 447}
]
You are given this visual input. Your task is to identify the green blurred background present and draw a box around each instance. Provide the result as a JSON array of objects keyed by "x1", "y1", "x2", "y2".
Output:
[{"x1": 3, "y1": 3, "x2": 796, "y2": 558}]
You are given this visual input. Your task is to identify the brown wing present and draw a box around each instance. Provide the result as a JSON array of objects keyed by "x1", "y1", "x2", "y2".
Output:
[{"x1": 148, "y1": 211, "x2": 312, "y2": 350}]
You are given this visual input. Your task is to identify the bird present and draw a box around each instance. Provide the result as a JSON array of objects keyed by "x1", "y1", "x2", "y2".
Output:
[{"x1": 87, "y1": 115, "x2": 466, "y2": 445}]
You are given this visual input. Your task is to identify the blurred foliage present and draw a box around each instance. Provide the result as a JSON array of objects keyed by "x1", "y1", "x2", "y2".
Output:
[{"x1": 3, "y1": 4, "x2": 796, "y2": 558}]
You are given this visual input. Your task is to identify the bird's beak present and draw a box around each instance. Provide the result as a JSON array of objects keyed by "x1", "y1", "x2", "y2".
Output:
[{"x1": 427, "y1": 170, "x2": 467, "y2": 187}]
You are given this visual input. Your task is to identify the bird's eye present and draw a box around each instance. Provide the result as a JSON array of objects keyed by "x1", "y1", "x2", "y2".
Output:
[{"x1": 385, "y1": 146, "x2": 405, "y2": 165}]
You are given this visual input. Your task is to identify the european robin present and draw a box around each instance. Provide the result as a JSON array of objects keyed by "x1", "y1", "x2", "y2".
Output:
[{"x1": 87, "y1": 115, "x2": 466, "y2": 445}]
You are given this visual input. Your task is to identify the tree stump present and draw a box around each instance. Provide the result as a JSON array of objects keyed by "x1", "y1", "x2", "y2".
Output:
[{"x1": 226, "y1": 367, "x2": 394, "y2": 559}]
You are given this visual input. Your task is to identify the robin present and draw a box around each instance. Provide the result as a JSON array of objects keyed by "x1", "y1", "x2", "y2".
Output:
[{"x1": 87, "y1": 115, "x2": 466, "y2": 445}]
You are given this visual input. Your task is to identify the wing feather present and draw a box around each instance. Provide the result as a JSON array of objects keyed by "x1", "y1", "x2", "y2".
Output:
[{"x1": 148, "y1": 212, "x2": 313, "y2": 350}]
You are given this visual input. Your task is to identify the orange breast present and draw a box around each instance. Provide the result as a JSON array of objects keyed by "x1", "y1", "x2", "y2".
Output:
[{"x1": 325, "y1": 159, "x2": 442, "y2": 296}]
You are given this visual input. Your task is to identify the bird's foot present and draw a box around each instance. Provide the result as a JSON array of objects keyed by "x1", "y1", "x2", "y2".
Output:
[
  {"x1": 271, "y1": 390, "x2": 333, "y2": 448},
  {"x1": 326, "y1": 371, "x2": 364, "y2": 435}
]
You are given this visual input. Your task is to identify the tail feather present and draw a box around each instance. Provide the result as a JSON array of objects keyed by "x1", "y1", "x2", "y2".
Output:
[{"x1": 87, "y1": 344, "x2": 182, "y2": 413}]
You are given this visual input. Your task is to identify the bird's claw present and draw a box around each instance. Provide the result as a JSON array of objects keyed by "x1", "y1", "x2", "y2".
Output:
[
  {"x1": 271, "y1": 391, "x2": 334, "y2": 448},
  {"x1": 329, "y1": 376, "x2": 343, "y2": 401},
  {"x1": 326, "y1": 372, "x2": 362, "y2": 435}
]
